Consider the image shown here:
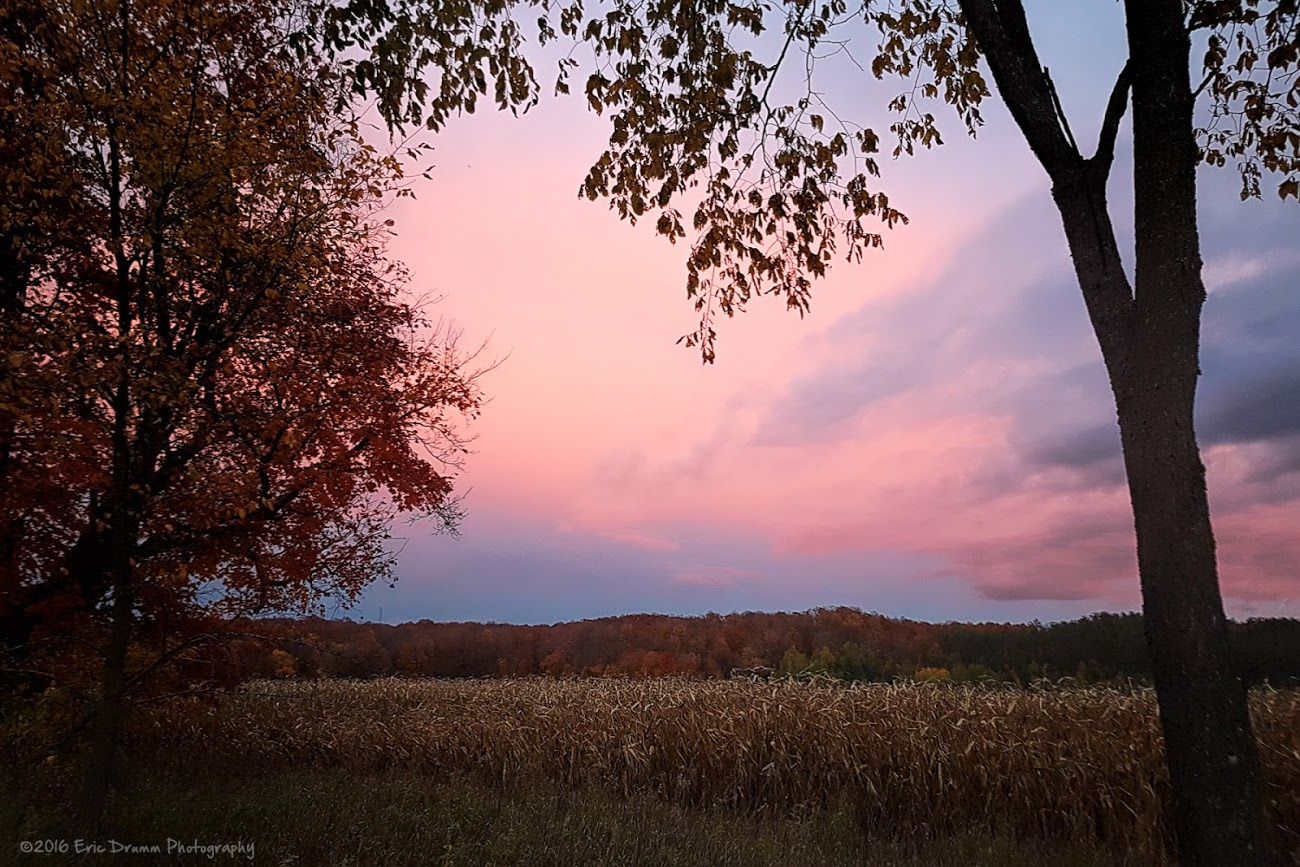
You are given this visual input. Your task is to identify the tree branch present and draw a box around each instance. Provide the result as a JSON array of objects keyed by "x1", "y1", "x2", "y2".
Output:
[
  {"x1": 956, "y1": 0, "x2": 1080, "y2": 176},
  {"x1": 1043, "y1": 66, "x2": 1080, "y2": 153},
  {"x1": 1092, "y1": 60, "x2": 1133, "y2": 175}
]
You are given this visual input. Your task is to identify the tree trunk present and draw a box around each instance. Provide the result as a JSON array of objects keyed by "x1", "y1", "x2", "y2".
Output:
[
  {"x1": 1112, "y1": 353, "x2": 1272, "y2": 864},
  {"x1": 77, "y1": 581, "x2": 132, "y2": 835},
  {"x1": 1054, "y1": 177, "x2": 1278, "y2": 867},
  {"x1": 1117, "y1": 3, "x2": 1275, "y2": 861},
  {"x1": 75, "y1": 336, "x2": 138, "y2": 835},
  {"x1": 984, "y1": 0, "x2": 1281, "y2": 855},
  {"x1": 968, "y1": 0, "x2": 1279, "y2": 854}
]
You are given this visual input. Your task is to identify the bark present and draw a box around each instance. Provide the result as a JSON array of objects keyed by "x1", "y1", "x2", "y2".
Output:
[
  {"x1": 76, "y1": 576, "x2": 132, "y2": 835},
  {"x1": 958, "y1": 0, "x2": 1276, "y2": 860},
  {"x1": 1120, "y1": 2, "x2": 1275, "y2": 861},
  {"x1": 1114, "y1": 348, "x2": 1272, "y2": 865}
]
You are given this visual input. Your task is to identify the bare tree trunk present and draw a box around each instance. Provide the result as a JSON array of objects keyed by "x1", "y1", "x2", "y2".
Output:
[
  {"x1": 1117, "y1": 3, "x2": 1274, "y2": 860},
  {"x1": 76, "y1": 578, "x2": 132, "y2": 835},
  {"x1": 1112, "y1": 348, "x2": 1271, "y2": 863},
  {"x1": 958, "y1": 0, "x2": 1276, "y2": 860}
]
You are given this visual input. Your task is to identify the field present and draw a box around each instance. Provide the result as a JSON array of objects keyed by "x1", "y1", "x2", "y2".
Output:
[{"x1": 7, "y1": 678, "x2": 1300, "y2": 864}]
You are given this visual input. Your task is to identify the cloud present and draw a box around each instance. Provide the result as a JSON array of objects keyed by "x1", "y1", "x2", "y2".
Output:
[
  {"x1": 383, "y1": 122, "x2": 1300, "y2": 623},
  {"x1": 1202, "y1": 368, "x2": 1300, "y2": 445},
  {"x1": 754, "y1": 199, "x2": 1093, "y2": 448},
  {"x1": 1214, "y1": 499, "x2": 1300, "y2": 603},
  {"x1": 1024, "y1": 423, "x2": 1122, "y2": 473},
  {"x1": 1203, "y1": 255, "x2": 1269, "y2": 292},
  {"x1": 597, "y1": 528, "x2": 681, "y2": 552},
  {"x1": 671, "y1": 565, "x2": 762, "y2": 588},
  {"x1": 730, "y1": 178, "x2": 1300, "y2": 605},
  {"x1": 1198, "y1": 263, "x2": 1300, "y2": 451}
]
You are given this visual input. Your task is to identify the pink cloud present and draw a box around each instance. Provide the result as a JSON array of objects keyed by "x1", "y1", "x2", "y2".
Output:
[
  {"x1": 672, "y1": 566, "x2": 762, "y2": 588},
  {"x1": 1215, "y1": 501, "x2": 1300, "y2": 602},
  {"x1": 363, "y1": 90, "x2": 1300, "y2": 621},
  {"x1": 597, "y1": 528, "x2": 681, "y2": 552}
]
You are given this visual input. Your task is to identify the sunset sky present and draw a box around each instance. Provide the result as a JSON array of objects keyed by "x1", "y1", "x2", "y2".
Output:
[{"x1": 359, "y1": 2, "x2": 1300, "y2": 625}]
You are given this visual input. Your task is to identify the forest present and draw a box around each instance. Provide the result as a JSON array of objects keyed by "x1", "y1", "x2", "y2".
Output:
[{"x1": 225, "y1": 608, "x2": 1300, "y2": 685}]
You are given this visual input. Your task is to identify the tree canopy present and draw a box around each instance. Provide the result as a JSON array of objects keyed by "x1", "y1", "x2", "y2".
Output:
[
  {"x1": 1, "y1": 0, "x2": 491, "y2": 825},
  {"x1": 327, "y1": 0, "x2": 1297, "y2": 358}
]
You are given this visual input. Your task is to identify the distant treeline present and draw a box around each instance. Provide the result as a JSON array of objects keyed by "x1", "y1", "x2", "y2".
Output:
[{"x1": 226, "y1": 608, "x2": 1300, "y2": 685}]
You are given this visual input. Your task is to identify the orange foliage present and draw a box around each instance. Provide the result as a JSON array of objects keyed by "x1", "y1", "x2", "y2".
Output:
[{"x1": 1, "y1": 0, "x2": 484, "y2": 698}]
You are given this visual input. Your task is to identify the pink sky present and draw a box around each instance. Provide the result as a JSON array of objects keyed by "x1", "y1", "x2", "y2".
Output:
[{"x1": 357, "y1": 4, "x2": 1300, "y2": 625}]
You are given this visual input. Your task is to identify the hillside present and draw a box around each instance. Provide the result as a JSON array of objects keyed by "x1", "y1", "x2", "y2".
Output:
[{"x1": 227, "y1": 608, "x2": 1300, "y2": 684}]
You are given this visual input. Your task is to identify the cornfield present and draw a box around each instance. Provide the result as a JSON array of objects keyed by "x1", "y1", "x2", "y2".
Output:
[{"x1": 134, "y1": 679, "x2": 1300, "y2": 861}]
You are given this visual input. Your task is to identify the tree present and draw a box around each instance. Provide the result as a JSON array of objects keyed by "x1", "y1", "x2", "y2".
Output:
[
  {"x1": 1, "y1": 0, "x2": 486, "y2": 830},
  {"x1": 333, "y1": 0, "x2": 1296, "y2": 859}
]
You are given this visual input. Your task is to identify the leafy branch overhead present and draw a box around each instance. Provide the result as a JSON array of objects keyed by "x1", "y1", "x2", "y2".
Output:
[
  {"x1": 333, "y1": 0, "x2": 1296, "y2": 362},
  {"x1": 1193, "y1": 0, "x2": 1300, "y2": 199},
  {"x1": 570, "y1": 0, "x2": 974, "y2": 361}
]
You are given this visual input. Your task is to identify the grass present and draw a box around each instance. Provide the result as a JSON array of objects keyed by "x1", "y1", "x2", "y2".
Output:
[{"x1": 5, "y1": 767, "x2": 1126, "y2": 866}]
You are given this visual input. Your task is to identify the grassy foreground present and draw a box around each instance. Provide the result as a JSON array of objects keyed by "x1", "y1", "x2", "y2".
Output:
[
  {"x1": 6, "y1": 678, "x2": 1300, "y2": 864},
  {"x1": 6, "y1": 767, "x2": 1130, "y2": 866}
]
